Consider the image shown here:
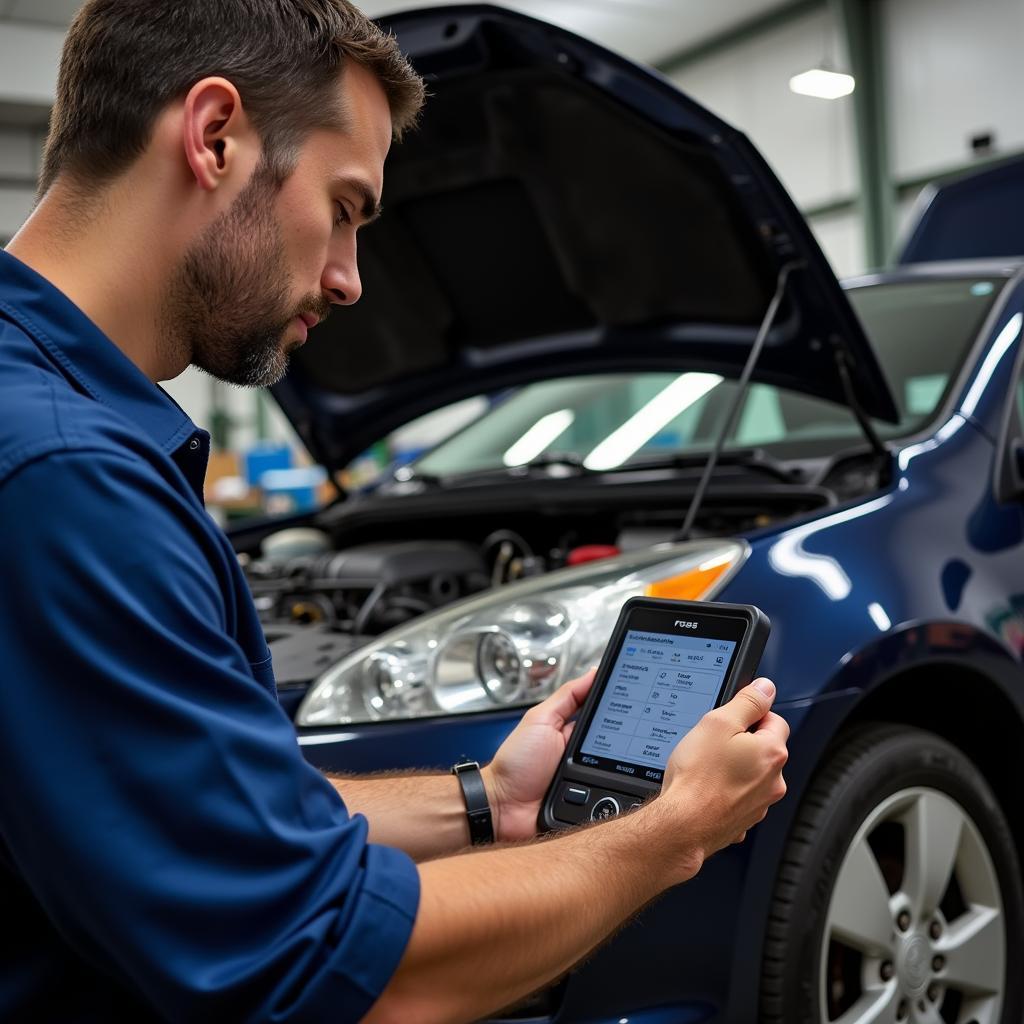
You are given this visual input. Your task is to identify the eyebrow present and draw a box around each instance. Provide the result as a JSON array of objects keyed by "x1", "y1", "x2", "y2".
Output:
[{"x1": 336, "y1": 176, "x2": 383, "y2": 225}]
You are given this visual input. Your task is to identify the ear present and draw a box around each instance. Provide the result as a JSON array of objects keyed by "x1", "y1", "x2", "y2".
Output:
[{"x1": 181, "y1": 77, "x2": 255, "y2": 192}]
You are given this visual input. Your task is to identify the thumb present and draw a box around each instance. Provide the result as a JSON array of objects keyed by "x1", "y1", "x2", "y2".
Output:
[{"x1": 720, "y1": 678, "x2": 775, "y2": 731}]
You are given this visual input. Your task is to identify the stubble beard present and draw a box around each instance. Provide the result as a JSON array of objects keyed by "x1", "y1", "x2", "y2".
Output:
[{"x1": 162, "y1": 162, "x2": 327, "y2": 389}]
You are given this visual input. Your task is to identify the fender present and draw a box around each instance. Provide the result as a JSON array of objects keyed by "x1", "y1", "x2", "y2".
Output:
[{"x1": 721, "y1": 620, "x2": 1024, "y2": 1022}]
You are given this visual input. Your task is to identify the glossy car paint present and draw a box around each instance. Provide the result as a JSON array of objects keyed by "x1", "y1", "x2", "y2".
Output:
[{"x1": 295, "y1": 266, "x2": 1024, "y2": 1022}]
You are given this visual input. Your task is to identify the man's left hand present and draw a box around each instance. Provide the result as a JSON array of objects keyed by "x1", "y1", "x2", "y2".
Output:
[{"x1": 483, "y1": 669, "x2": 596, "y2": 842}]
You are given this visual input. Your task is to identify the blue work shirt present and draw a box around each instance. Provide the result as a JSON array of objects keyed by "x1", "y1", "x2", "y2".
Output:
[{"x1": 0, "y1": 249, "x2": 419, "y2": 1022}]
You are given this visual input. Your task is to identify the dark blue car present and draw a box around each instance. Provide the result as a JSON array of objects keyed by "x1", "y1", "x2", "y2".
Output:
[{"x1": 232, "y1": 7, "x2": 1024, "y2": 1023}]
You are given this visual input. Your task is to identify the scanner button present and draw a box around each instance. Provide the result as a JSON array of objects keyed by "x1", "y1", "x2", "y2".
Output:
[
  {"x1": 563, "y1": 786, "x2": 589, "y2": 806},
  {"x1": 591, "y1": 797, "x2": 621, "y2": 821}
]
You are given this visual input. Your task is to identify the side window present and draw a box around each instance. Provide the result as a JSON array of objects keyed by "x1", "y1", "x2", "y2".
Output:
[{"x1": 993, "y1": 353, "x2": 1024, "y2": 503}]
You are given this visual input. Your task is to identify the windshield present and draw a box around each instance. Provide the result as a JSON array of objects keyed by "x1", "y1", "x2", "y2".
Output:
[{"x1": 413, "y1": 277, "x2": 1001, "y2": 478}]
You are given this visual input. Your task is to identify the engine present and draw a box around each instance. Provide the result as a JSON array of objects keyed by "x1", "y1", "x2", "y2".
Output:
[
  {"x1": 241, "y1": 475, "x2": 841, "y2": 689},
  {"x1": 245, "y1": 532, "x2": 491, "y2": 634}
]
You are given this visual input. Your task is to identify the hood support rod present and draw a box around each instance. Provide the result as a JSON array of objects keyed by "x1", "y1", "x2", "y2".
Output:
[
  {"x1": 832, "y1": 341, "x2": 887, "y2": 456},
  {"x1": 676, "y1": 261, "x2": 801, "y2": 541}
]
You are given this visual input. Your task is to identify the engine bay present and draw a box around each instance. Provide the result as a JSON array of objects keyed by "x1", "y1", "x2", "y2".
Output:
[{"x1": 238, "y1": 453, "x2": 887, "y2": 691}]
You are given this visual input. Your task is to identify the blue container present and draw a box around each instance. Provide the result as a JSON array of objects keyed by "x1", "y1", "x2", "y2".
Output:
[
  {"x1": 260, "y1": 466, "x2": 328, "y2": 514},
  {"x1": 243, "y1": 443, "x2": 292, "y2": 488}
]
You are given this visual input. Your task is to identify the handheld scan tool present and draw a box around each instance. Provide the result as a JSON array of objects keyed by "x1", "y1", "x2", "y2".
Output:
[{"x1": 540, "y1": 597, "x2": 770, "y2": 829}]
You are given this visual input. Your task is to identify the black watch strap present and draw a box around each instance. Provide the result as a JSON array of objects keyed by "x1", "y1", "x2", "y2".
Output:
[{"x1": 451, "y1": 760, "x2": 494, "y2": 845}]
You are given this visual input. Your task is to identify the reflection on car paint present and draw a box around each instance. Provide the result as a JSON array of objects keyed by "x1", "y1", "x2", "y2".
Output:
[
  {"x1": 960, "y1": 312, "x2": 1023, "y2": 417},
  {"x1": 766, "y1": 493, "x2": 894, "y2": 599}
]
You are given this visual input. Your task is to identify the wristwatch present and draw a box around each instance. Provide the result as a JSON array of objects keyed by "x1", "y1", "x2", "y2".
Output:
[{"x1": 451, "y1": 760, "x2": 495, "y2": 845}]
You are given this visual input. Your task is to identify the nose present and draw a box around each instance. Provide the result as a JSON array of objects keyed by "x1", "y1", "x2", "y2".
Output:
[{"x1": 321, "y1": 237, "x2": 362, "y2": 306}]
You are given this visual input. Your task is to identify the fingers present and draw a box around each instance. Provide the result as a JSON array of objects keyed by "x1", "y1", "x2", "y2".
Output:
[
  {"x1": 527, "y1": 668, "x2": 597, "y2": 726},
  {"x1": 716, "y1": 678, "x2": 776, "y2": 732},
  {"x1": 753, "y1": 710, "x2": 790, "y2": 746}
]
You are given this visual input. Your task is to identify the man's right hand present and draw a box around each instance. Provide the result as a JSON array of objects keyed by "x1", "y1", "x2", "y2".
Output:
[
  {"x1": 367, "y1": 677, "x2": 790, "y2": 1024},
  {"x1": 651, "y1": 678, "x2": 789, "y2": 886}
]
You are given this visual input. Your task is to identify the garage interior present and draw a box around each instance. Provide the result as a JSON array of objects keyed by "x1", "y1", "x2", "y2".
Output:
[{"x1": 3, "y1": 2, "x2": 1024, "y2": 1023}]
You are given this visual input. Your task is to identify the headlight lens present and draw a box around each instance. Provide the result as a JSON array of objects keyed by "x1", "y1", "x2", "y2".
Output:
[{"x1": 296, "y1": 539, "x2": 746, "y2": 727}]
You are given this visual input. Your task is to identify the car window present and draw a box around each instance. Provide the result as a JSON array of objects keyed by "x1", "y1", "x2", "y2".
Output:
[
  {"x1": 846, "y1": 277, "x2": 998, "y2": 425},
  {"x1": 414, "y1": 278, "x2": 1001, "y2": 477}
]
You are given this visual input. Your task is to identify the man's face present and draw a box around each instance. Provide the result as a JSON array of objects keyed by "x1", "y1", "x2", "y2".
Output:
[{"x1": 165, "y1": 63, "x2": 392, "y2": 387}]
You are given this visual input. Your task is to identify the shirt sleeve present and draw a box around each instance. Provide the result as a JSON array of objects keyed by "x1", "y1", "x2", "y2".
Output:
[{"x1": 0, "y1": 449, "x2": 420, "y2": 1023}]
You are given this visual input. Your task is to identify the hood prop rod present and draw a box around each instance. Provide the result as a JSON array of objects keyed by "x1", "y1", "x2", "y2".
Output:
[
  {"x1": 831, "y1": 341, "x2": 887, "y2": 456},
  {"x1": 676, "y1": 261, "x2": 801, "y2": 542}
]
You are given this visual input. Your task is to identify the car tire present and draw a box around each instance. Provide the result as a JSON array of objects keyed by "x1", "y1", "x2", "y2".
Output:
[{"x1": 760, "y1": 723, "x2": 1023, "y2": 1024}]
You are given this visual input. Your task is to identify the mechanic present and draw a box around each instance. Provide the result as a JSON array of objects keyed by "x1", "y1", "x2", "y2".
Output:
[{"x1": 0, "y1": 2, "x2": 790, "y2": 1021}]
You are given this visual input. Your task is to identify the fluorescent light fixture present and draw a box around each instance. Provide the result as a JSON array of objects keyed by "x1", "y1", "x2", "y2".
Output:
[
  {"x1": 583, "y1": 372, "x2": 722, "y2": 471},
  {"x1": 789, "y1": 68, "x2": 855, "y2": 99},
  {"x1": 503, "y1": 409, "x2": 575, "y2": 466}
]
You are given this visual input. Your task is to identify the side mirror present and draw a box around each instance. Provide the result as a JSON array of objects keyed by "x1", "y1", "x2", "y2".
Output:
[{"x1": 995, "y1": 437, "x2": 1024, "y2": 502}]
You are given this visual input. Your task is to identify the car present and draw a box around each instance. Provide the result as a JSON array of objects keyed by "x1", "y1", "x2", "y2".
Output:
[
  {"x1": 229, "y1": 7, "x2": 1024, "y2": 1022},
  {"x1": 899, "y1": 152, "x2": 1024, "y2": 265}
]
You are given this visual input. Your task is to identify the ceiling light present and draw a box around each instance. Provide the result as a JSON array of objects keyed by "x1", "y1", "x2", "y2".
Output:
[{"x1": 789, "y1": 68, "x2": 855, "y2": 99}]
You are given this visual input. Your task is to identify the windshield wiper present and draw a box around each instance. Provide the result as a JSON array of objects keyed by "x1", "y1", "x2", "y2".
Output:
[
  {"x1": 401, "y1": 448, "x2": 805, "y2": 489},
  {"x1": 396, "y1": 452, "x2": 590, "y2": 488},
  {"x1": 509, "y1": 452, "x2": 591, "y2": 474},
  {"x1": 624, "y1": 448, "x2": 805, "y2": 484}
]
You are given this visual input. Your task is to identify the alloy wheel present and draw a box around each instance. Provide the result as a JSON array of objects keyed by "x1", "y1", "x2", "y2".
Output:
[{"x1": 820, "y1": 787, "x2": 1005, "y2": 1024}]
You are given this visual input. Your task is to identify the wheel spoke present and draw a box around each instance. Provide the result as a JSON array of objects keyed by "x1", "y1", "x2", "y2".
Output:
[
  {"x1": 956, "y1": 993, "x2": 1002, "y2": 1024},
  {"x1": 900, "y1": 790, "x2": 963, "y2": 921},
  {"x1": 939, "y1": 905, "x2": 1004, "y2": 996},
  {"x1": 912, "y1": 1001, "x2": 944, "y2": 1024},
  {"x1": 832, "y1": 982, "x2": 900, "y2": 1024},
  {"x1": 829, "y1": 835, "x2": 895, "y2": 955}
]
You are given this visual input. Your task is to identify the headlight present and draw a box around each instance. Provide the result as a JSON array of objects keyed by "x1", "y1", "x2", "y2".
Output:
[{"x1": 296, "y1": 539, "x2": 747, "y2": 727}]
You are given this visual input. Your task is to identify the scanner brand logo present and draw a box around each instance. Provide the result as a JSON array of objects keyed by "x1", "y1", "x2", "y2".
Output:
[{"x1": 674, "y1": 621, "x2": 699, "y2": 629}]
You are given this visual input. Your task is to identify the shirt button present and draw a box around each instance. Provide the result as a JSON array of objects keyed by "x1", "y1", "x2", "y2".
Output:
[{"x1": 189, "y1": 438, "x2": 200, "y2": 451}]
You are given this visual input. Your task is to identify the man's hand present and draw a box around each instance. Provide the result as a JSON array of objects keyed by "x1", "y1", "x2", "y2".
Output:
[
  {"x1": 483, "y1": 669, "x2": 596, "y2": 842},
  {"x1": 651, "y1": 677, "x2": 789, "y2": 885},
  {"x1": 367, "y1": 676, "x2": 789, "y2": 1024}
]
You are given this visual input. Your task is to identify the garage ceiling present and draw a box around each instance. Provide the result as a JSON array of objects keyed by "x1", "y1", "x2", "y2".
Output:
[{"x1": 0, "y1": 0, "x2": 799, "y2": 67}]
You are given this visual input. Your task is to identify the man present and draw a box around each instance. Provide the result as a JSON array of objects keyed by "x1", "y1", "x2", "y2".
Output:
[{"x1": 0, "y1": 1, "x2": 789, "y2": 1021}]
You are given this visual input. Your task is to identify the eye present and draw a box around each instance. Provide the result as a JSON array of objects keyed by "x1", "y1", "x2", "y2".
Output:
[{"x1": 334, "y1": 200, "x2": 352, "y2": 228}]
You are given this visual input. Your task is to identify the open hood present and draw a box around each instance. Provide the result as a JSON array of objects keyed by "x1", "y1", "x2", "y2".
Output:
[{"x1": 272, "y1": 4, "x2": 898, "y2": 471}]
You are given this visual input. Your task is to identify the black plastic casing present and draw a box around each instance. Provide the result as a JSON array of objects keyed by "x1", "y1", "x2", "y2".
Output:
[{"x1": 539, "y1": 597, "x2": 770, "y2": 832}]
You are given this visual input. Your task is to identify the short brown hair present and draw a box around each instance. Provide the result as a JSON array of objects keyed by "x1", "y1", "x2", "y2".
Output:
[{"x1": 39, "y1": 0, "x2": 424, "y2": 197}]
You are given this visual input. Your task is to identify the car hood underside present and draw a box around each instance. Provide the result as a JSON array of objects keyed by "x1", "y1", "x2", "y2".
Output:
[{"x1": 271, "y1": 4, "x2": 898, "y2": 470}]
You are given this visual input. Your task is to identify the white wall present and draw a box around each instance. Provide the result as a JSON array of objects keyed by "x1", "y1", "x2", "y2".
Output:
[
  {"x1": 808, "y1": 211, "x2": 866, "y2": 279},
  {"x1": 882, "y1": 0, "x2": 1024, "y2": 185},
  {"x1": 0, "y1": 126, "x2": 41, "y2": 241}
]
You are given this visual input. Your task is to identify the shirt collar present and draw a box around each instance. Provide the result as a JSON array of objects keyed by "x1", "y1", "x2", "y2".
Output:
[{"x1": 0, "y1": 248, "x2": 201, "y2": 460}]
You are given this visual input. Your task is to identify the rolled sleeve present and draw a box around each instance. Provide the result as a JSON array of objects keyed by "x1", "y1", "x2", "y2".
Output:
[{"x1": 0, "y1": 450, "x2": 419, "y2": 1022}]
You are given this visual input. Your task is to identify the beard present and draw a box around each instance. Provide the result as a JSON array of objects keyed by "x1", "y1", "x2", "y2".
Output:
[{"x1": 162, "y1": 161, "x2": 331, "y2": 388}]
